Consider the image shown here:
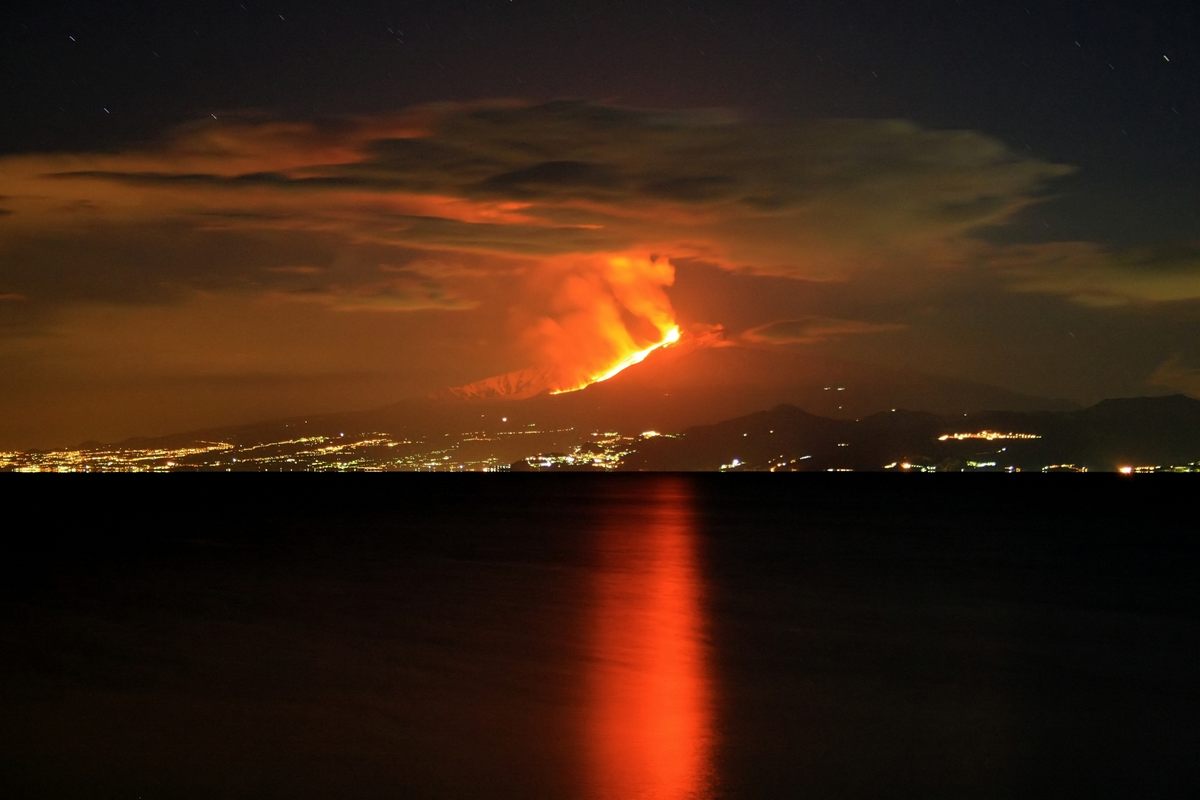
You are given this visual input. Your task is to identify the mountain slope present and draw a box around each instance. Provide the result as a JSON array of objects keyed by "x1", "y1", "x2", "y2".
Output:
[
  {"x1": 104, "y1": 342, "x2": 1076, "y2": 453},
  {"x1": 625, "y1": 395, "x2": 1200, "y2": 471}
]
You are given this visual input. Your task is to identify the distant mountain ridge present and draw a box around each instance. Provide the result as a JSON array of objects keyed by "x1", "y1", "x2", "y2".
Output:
[
  {"x1": 625, "y1": 395, "x2": 1200, "y2": 472},
  {"x1": 97, "y1": 342, "x2": 1077, "y2": 452}
]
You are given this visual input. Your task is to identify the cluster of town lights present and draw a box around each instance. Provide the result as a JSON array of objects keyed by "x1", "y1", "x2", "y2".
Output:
[{"x1": 937, "y1": 430, "x2": 1042, "y2": 442}]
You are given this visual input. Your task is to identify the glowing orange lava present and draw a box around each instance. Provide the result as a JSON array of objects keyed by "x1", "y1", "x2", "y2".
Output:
[{"x1": 551, "y1": 324, "x2": 682, "y2": 395}]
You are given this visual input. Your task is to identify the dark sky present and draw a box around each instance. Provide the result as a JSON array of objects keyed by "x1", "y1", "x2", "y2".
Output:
[{"x1": 2, "y1": 1, "x2": 1198, "y2": 447}]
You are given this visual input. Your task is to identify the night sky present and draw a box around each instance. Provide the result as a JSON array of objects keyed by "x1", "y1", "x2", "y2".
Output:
[{"x1": 2, "y1": 0, "x2": 1198, "y2": 447}]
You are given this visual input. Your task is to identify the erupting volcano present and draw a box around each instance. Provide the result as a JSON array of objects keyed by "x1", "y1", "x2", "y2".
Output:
[
  {"x1": 449, "y1": 254, "x2": 682, "y2": 400},
  {"x1": 551, "y1": 324, "x2": 682, "y2": 394}
]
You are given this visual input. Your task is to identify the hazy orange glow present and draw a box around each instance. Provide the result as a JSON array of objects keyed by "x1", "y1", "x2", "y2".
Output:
[{"x1": 585, "y1": 478, "x2": 714, "y2": 799}]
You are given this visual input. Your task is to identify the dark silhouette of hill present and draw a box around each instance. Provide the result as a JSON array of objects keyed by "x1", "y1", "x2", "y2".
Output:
[
  {"x1": 625, "y1": 395, "x2": 1200, "y2": 471},
  {"x1": 360, "y1": 343, "x2": 1073, "y2": 437},
  {"x1": 104, "y1": 342, "x2": 1075, "y2": 453},
  {"x1": 511, "y1": 343, "x2": 1076, "y2": 429}
]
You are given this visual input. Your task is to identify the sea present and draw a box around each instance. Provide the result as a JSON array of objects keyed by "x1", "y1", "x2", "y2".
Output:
[{"x1": 3, "y1": 474, "x2": 1197, "y2": 798}]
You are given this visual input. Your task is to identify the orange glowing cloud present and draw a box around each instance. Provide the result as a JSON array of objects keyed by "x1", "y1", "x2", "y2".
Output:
[
  {"x1": 526, "y1": 254, "x2": 680, "y2": 395},
  {"x1": 448, "y1": 254, "x2": 681, "y2": 398},
  {"x1": 551, "y1": 324, "x2": 681, "y2": 394}
]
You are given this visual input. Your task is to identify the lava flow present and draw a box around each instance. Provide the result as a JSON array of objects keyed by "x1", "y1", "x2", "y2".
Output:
[
  {"x1": 447, "y1": 255, "x2": 681, "y2": 400},
  {"x1": 550, "y1": 324, "x2": 682, "y2": 395}
]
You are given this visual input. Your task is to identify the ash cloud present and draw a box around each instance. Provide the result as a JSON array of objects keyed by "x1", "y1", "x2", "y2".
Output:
[
  {"x1": 8, "y1": 99, "x2": 1078, "y2": 294},
  {"x1": 1151, "y1": 355, "x2": 1200, "y2": 398},
  {"x1": 743, "y1": 316, "x2": 908, "y2": 345},
  {"x1": 999, "y1": 241, "x2": 1200, "y2": 306}
]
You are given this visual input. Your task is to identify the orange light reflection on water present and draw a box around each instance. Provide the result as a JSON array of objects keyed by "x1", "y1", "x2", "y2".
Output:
[{"x1": 585, "y1": 478, "x2": 714, "y2": 800}]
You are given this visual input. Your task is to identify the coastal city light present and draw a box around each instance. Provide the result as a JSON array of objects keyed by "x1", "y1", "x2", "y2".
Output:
[{"x1": 937, "y1": 431, "x2": 1042, "y2": 442}]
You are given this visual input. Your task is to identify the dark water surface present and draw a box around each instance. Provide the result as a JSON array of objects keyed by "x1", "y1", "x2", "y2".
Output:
[{"x1": 3, "y1": 475, "x2": 1198, "y2": 798}]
